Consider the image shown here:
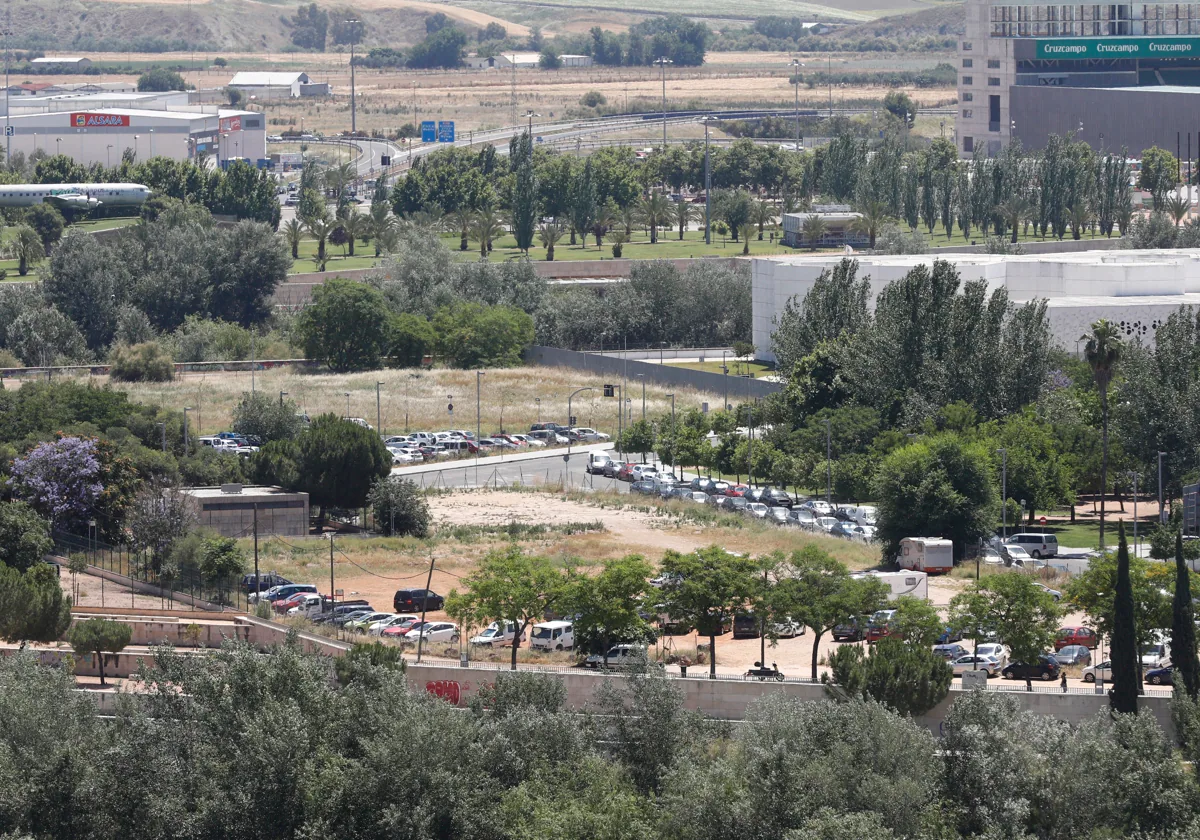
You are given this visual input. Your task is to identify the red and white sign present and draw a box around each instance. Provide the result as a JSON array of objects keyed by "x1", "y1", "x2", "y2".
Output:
[
  {"x1": 219, "y1": 116, "x2": 242, "y2": 132},
  {"x1": 71, "y1": 112, "x2": 130, "y2": 128}
]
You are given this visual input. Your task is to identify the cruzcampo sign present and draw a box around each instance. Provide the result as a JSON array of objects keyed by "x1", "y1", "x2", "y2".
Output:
[{"x1": 1036, "y1": 37, "x2": 1200, "y2": 59}]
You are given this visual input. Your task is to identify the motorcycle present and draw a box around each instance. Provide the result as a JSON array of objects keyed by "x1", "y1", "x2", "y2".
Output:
[{"x1": 745, "y1": 661, "x2": 785, "y2": 682}]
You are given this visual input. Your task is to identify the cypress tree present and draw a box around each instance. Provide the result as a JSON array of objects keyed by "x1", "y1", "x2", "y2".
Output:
[
  {"x1": 1173, "y1": 532, "x2": 1200, "y2": 699},
  {"x1": 1110, "y1": 522, "x2": 1140, "y2": 714}
]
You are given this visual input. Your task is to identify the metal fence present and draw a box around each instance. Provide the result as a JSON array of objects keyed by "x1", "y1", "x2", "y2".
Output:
[{"x1": 54, "y1": 530, "x2": 250, "y2": 613}]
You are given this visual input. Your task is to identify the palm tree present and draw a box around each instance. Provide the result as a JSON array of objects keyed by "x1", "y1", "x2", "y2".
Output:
[
  {"x1": 801, "y1": 214, "x2": 827, "y2": 251},
  {"x1": 592, "y1": 203, "x2": 616, "y2": 248},
  {"x1": 450, "y1": 206, "x2": 474, "y2": 251},
  {"x1": 538, "y1": 219, "x2": 564, "y2": 261},
  {"x1": 608, "y1": 229, "x2": 628, "y2": 258},
  {"x1": 373, "y1": 216, "x2": 401, "y2": 256},
  {"x1": 1082, "y1": 319, "x2": 1124, "y2": 551},
  {"x1": 619, "y1": 202, "x2": 638, "y2": 237},
  {"x1": 751, "y1": 199, "x2": 776, "y2": 241},
  {"x1": 323, "y1": 161, "x2": 356, "y2": 205},
  {"x1": 282, "y1": 218, "x2": 304, "y2": 259},
  {"x1": 673, "y1": 199, "x2": 699, "y2": 241},
  {"x1": 303, "y1": 210, "x2": 335, "y2": 267},
  {"x1": 409, "y1": 202, "x2": 445, "y2": 231},
  {"x1": 342, "y1": 210, "x2": 370, "y2": 257},
  {"x1": 637, "y1": 192, "x2": 671, "y2": 244},
  {"x1": 1068, "y1": 202, "x2": 1095, "y2": 240},
  {"x1": 996, "y1": 196, "x2": 1033, "y2": 244},
  {"x1": 470, "y1": 207, "x2": 507, "y2": 260},
  {"x1": 12, "y1": 225, "x2": 44, "y2": 276},
  {"x1": 849, "y1": 200, "x2": 889, "y2": 249},
  {"x1": 1165, "y1": 191, "x2": 1190, "y2": 226},
  {"x1": 739, "y1": 224, "x2": 754, "y2": 255}
]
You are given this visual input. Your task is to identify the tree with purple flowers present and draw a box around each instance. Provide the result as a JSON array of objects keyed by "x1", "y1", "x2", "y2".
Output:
[{"x1": 8, "y1": 436, "x2": 104, "y2": 532}]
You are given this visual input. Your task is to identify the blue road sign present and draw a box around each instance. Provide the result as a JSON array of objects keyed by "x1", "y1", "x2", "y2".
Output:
[
  {"x1": 437, "y1": 120, "x2": 455, "y2": 143},
  {"x1": 4, "y1": 125, "x2": 12, "y2": 137},
  {"x1": 420, "y1": 121, "x2": 436, "y2": 143}
]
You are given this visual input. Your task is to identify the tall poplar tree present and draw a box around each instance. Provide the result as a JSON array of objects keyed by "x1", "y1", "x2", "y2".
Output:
[
  {"x1": 1110, "y1": 523, "x2": 1140, "y2": 715},
  {"x1": 1174, "y1": 532, "x2": 1199, "y2": 699},
  {"x1": 509, "y1": 131, "x2": 538, "y2": 253}
]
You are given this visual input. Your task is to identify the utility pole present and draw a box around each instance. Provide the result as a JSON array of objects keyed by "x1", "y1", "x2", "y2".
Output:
[
  {"x1": 346, "y1": 20, "x2": 360, "y2": 134},
  {"x1": 476, "y1": 371, "x2": 484, "y2": 444},
  {"x1": 416, "y1": 554, "x2": 435, "y2": 664},
  {"x1": 655, "y1": 57, "x2": 672, "y2": 149},
  {"x1": 703, "y1": 116, "x2": 713, "y2": 244},
  {"x1": 667, "y1": 393, "x2": 676, "y2": 480},
  {"x1": 997, "y1": 448, "x2": 1007, "y2": 540},
  {"x1": 4, "y1": 14, "x2": 10, "y2": 169},
  {"x1": 329, "y1": 533, "x2": 336, "y2": 618},
  {"x1": 790, "y1": 58, "x2": 803, "y2": 150},
  {"x1": 376, "y1": 381, "x2": 383, "y2": 436},
  {"x1": 1158, "y1": 451, "x2": 1167, "y2": 524},
  {"x1": 253, "y1": 504, "x2": 260, "y2": 606}
]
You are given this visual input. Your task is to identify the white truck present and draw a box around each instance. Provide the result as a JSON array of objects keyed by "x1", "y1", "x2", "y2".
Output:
[{"x1": 898, "y1": 537, "x2": 954, "y2": 574}]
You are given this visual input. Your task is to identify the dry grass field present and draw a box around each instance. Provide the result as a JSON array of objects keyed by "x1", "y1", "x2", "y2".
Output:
[{"x1": 98, "y1": 365, "x2": 722, "y2": 439}]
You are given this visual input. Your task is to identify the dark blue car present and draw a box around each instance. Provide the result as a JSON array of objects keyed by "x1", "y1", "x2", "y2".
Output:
[{"x1": 1145, "y1": 666, "x2": 1174, "y2": 686}]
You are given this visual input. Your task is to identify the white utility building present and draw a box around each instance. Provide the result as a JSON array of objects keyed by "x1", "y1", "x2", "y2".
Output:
[
  {"x1": 227, "y1": 71, "x2": 322, "y2": 99},
  {"x1": 752, "y1": 249, "x2": 1200, "y2": 358}
]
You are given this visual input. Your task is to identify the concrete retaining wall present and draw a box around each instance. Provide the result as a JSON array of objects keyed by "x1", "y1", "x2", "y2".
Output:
[{"x1": 524, "y1": 345, "x2": 779, "y2": 404}]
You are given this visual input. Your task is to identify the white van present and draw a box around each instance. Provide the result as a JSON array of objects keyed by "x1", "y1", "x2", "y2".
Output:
[
  {"x1": 529, "y1": 620, "x2": 574, "y2": 651},
  {"x1": 850, "y1": 505, "x2": 878, "y2": 527},
  {"x1": 1005, "y1": 533, "x2": 1058, "y2": 559},
  {"x1": 587, "y1": 452, "x2": 615, "y2": 475}
]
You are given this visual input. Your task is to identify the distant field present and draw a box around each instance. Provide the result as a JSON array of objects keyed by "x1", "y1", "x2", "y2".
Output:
[{"x1": 668, "y1": 359, "x2": 776, "y2": 379}]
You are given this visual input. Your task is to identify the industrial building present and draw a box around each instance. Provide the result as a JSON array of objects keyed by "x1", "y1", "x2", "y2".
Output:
[
  {"x1": 0, "y1": 90, "x2": 267, "y2": 167},
  {"x1": 226, "y1": 71, "x2": 327, "y2": 99},
  {"x1": 959, "y1": 0, "x2": 1200, "y2": 156},
  {"x1": 752, "y1": 249, "x2": 1200, "y2": 360},
  {"x1": 781, "y1": 210, "x2": 866, "y2": 249},
  {"x1": 29, "y1": 56, "x2": 92, "y2": 69},
  {"x1": 180, "y1": 485, "x2": 310, "y2": 538}
]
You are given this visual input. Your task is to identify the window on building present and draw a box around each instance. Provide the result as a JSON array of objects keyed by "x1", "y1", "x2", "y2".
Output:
[
  {"x1": 988, "y1": 77, "x2": 1001, "y2": 86},
  {"x1": 963, "y1": 58, "x2": 974, "y2": 68},
  {"x1": 962, "y1": 41, "x2": 973, "y2": 50},
  {"x1": 963, "y1": 109, "x2": 973, "y2": 118},
  {"x1": 987, "y1": 59, "x2": 1001, "y2": 68},
  {"x1": 962, "y1": 92, "x2": 974, "y2": 102},
  {"x1": 963, "y1": 136, "x2": 974, "y2": 153},
  {"x1": 962, "y1": 76, "x2": 973, "y2": 85}
]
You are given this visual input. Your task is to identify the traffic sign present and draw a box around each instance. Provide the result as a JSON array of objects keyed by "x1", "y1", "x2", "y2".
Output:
[
  {"x1": 421, "y1": 121, "x2": 436, "y2": 142},
  {"x1": 3, "y1": 125, "x2": 12, "y2": 137},
  {"x1": 447, "y1": 402, "x2": 454, "y2": 414},
  {"x1": 603, "y1": 384, "x2": 614, "y2": 397},
  {"x1": 563, "y1": 454, "x2": 570, "y2": 462},
  {"x1": 437, "y1": 120, "x2": 455, "y2": 143},
  {"x1": 1039, "y1": 516, "x2": 1047, "y2": 525},
  {"x1": 380, "y1": 154, "x2": 391, "y2": 166}
]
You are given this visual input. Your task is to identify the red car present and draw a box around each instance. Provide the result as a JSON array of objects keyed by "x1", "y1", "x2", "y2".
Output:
[
  {"x1": 383, "y1": 619, "x2": 425, "y2": 639},
  {"x1": 1054, "y1": 626, "x2": 1099, "y2": 650},
  {"x1": 275, "y1": 592, "x2": 314, "y2": 614},
  {"x1": 617, "y1": 463, "x2": 637, "y2": 481},
  {"x1": 724, "y1": 485, "x2": 750, "y2": 497}
]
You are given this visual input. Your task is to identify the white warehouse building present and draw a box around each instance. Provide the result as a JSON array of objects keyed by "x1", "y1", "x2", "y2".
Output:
[
  {"x1": 752, "y1": 249, "x2": 1200, "y2": 359},
  {"x1": 1, "y1": 104, "x2": 267, "y2": 167}
]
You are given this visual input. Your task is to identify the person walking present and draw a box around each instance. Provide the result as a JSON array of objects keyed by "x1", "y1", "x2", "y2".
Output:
[{"x1": 1061, "y1": 672, "x2": 1069, "y2": 693}]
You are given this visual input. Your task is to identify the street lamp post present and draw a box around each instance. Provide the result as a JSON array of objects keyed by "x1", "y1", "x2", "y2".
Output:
[
  {"x1": 106, "y1": 144, "x2": 113, "y2": 168},
  {"x1": 566, "y1": 387, "x2": 594, "y2": 463},
  {"x1": 823, "y1": 417, "x2": 832, "y2": 506},
  {"x1": 345, "y1": 19, "x2": 361, "y2": 134},
  {"x1": 666, "y1": 393, "x2": 676, "y2": 479},
  {"x1": 789, "y1": 59, "x2": 803, "y2": 150},
  {"x1": 182, "y1": 407, "x2": 193, "y2": 451},
  {"x1": 702, "y1": 116, "x2": 715, "y2": 244},
  {"x1": 149, "y1": 128, "x2": 154, "y2": 157},
  {"x1": 55, "y1": 137, "x2": 61, "y2": 155},
  {"x1": 637, "y1": 373, "x2": 645, "y2": 420},
  {"x1": 1158, "y1": 451, "x2": 1167, "y2": 524},
  {"x1": 655, "y1": 57, "x2": 672, "y2": 149},
  {"x1": 344, "y1": 391, "x2": 350, "y2": 420},
  {"x1": 476, "y1": 371, "x2": 485, "y2": 444},
  {"x1": 535, "y1": 397, "x2": 541, "y2": 423},
  {"x1": 1129, "y1": 471, "x2": 1140, "y2": 550},
  {"x1": 524, "y1": 111, "x2": 540, "y2": 158},
  {"x1": 376, "y1": 381, "x2": 384, "y2": 435},
  {"x1": 996, "y1": 448, "x2": 1007, "y2": 540},
  {"x1": 279, "y1": 390, "x2": 288, "y2": 407}
]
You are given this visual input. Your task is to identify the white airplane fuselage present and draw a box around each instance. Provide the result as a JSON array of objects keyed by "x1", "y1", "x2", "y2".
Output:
[{"x1": 0, "y1": 183, "x2": 151, "y2": 209}]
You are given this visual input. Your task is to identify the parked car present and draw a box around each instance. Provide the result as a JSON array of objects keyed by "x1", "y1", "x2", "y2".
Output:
[
  {"x1": 631, "y1": 480, "x2": 657, "y2": 495},
  {"x1": 530, "y1": 422, "x2": 569, "y2": 433},
  {"x1": 346, "y1": 612, "x2": 394, "y2": 633},
  {"x1": 933, "y1": 643, "x2": 970, "y2": 661},
  {"x1": 976, "y1": 643, "x2": 1010, "y2": 668},
  {"x1": 866, "y1": 609, "x2": 898, "y2": 643},
  {"x1": 688, "y1": 491, "x2": 709, "y2": 504},
  {"x1": 331, "y1": 609, "x2": 374, "y2": 627},
  {"x1": 690, "y1": 477, "x2": 717, "y2": 494},
  {"x1": 254, "y1": 583, "x2": 317, "y2": 605},
  {"x1": 951, "y1": 654, "x2": 1000, "y2": 677},
  {"x1": 758, "y1": 488, "x2": 794, "y2": 508},
  {"x1": 708, "y1": 481, "x2": 731, "y2": 496},
  {"x1": 470, "y1": 621, "x2": 519, "y2": 647},
  {"x1": 1082, "y1": 660, "x2": 1112, "y2": 683},
  {"x1": 1055, "y1": 626, "x2": 1099, "y2": 650},
  {"x1": 511, "y1": 434, "x2": 544, "y2": 447},
  {"x1": 1034, "y1": 582, "x2": 1062, "y2": 601},
  {"x1": 368, "y1": 614, "x2": 419, "y2": 636},
  {"x1": 937, "y1": 627, "x2": 964, "y2": 645},
  {"x1": 585, "y1": 643, "x2": 646, "y2": 669},
  {"x1": 587, "y1": 452, "x2": 616, "y2": 475},
  {"x1": 724, "y1": 484, "x2": 750, "y2": 497},
  {"x1": 241, "y1": 572, "x2": 291, "y2": 593},
  {"x1": 745, "y1": 502, "x2": 770, "y2": 518},
  {"x1": 603, "y1": 460, "x2": 628, "y2": 479},
  {"x1": 403, "y1": 621, "x2": 459, "y2": 645},
  {"x1": 1141, "y1": 638, "x2": 1171, "y2": 670},
  {"x1": 726, "y1": 497, "x2": 749, "y2": 512},
  {"x1": 832, "y1": 618, "x2": 866, "y2": 642},
  {"x1": 382, "y1": 619, "x2": 425, "y2": 639},
  {"x1": 1146, "y1": 665, "x2": 1174, "y2": 686},
  {"x1": 529, "y1": 620, "x2": 574, "y2": 651},
  {"x1": 1054, "y1": 645, "x2": 1092, "y2": 666},
  {"x1": 1002, "y1": 655, "x2": 1061, "y2": 681},
  {"x1": 393, "y1": 588, "x2": 445, "y2": 612},
  {"x1": 570, "y1": 427, "x2": 610, "y2": 442},
  {"x1": 1005, "y1": 533, "x2": 1059, "y2": 559},
  {"x1": 769, "y1": 507, "x2": 791, "y2": 525}
]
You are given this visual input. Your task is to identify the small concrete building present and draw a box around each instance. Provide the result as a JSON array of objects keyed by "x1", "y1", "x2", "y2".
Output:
[
  {"x1": 228, "y1": 71, "x2": 313, "y2": 99},
  {"x1": 781, "y1": 211, "x2": 866, "y2": 249},
  {"x1": 182, "y1": 485, "x2": 310, "y2": 538},
  {"x1": 493, "y1": 52, "x2": 541, "y2": 69},
  {"x1": 559, "y1": 54, "x2": 594, "y2": 68}
]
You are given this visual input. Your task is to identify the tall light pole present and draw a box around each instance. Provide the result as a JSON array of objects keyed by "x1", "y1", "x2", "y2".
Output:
[
  {"x1": 279, "y1": 390, "x2": 288, "y2": 407},
  {"x1": 566, "y1": 386, "x2": 594, "y2": 463},
  {"x1": 535, "y1": 397, "x2": 541, "y2": 423},
  {"x1": 345, "y1": 20, "x2": 361, "y2": 134},
  {"x1": 701, "y1": 116, "x2": 716, "y2": 244},
  {"x1": 344, "y1": 391, "x2": 350, "y2": 419},
  {"x1": 183, "y1": 407, "x2": 193, "y2": 451},
  {"x1": 55, "y1": 137, "x2": 61, "y2": 155},
  {"x1": 524, "y1": 111, "x2": 540, "y2": 158},
  {"x1": 375, "y1": 381, "x2": 384, "y2": 435},
  {"x1": 996, "y1": 448, "x2": 1007, "y2": 540},
  {"x1": 666, "y1": 393, "x2": 676, "y2": 479},
  {"x1": 721, "y1": 349, "x2": 729, "y2": 410},
  {"x1": 1158, "y1": 451, "x2": 1167, "y2": 524},
  {"x1": 106, "y1": 144, "x2": 113, "y2": 168},
  {"x1": 789, "y1": 58, "x2": 803, "y2": 150},
  {"x1": 475, "y1": 371, "x2": 485, "y2": 444},
  {"x1": 637, "y1": 373, "x2": 645, "y2": 420},
  {"x1": 823, "y1": 417, "x2": 832, "y2": 506},
  {"x1": 655, "y1": 57, "x2": 672, "y2": 149},
  {"x1": 1129, "y1": 471, "x2": 1140, "y2": 551},
  {"x1": 3, "y1": 18, "x2": 9, "y2": 168}
]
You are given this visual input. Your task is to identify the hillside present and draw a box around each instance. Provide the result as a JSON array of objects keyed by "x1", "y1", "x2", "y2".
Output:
[{"x1": 833, "y1": 3, "x2": 964, "y2": 40}]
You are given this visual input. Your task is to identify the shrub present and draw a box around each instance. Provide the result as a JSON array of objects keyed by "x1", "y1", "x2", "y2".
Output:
[
  {"x1": 580, "y1": 90, "x2": 607, "y2": 107},
  {"x1": 368, "y1": 477, "x2": 430, "y2": 537},
  {"x1": 823, "y1": 637, "x2": 952, "y2": 716},
  {"x1": 109, "y1": 342, "x2": 174, "y2": 382}
]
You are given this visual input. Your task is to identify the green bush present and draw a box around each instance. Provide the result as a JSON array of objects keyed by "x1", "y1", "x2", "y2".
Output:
[
  {"x1": 823, "y1": 637, "x2": 952, "y2": 716},
  {"x1": 368, "y1": 477, "x2": 430, "y2": 537},
  {"x1": 109, "y1": 342, "x2": 174, "y2": 382}
]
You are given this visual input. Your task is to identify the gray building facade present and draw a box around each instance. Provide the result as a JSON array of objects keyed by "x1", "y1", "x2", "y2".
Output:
[{"x1": 182, "y1": 485, "x2": 310, "y2": 538}]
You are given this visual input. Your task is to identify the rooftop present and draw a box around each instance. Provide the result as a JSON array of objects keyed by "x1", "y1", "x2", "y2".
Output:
[
  {"x1": 182, "y1": 485, "x2": 302, "y2": 499},
  {"x1": 228, "y1": 72, "x2": 311, "y2": 86}
]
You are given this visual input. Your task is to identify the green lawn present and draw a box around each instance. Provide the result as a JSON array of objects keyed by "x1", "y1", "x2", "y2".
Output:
[
  {"x1": 290, "y1": 237, "x2": 382, "y2": 275},
  {"x1": 1040, "y1": 516, "x2": 1157, "y2": 552},
  {"x1": 444, "y1": 229, "x2": 801, "y2": 263},
  {"x1": 669, "y1": 359, "x2": 776, "y2": 378}
]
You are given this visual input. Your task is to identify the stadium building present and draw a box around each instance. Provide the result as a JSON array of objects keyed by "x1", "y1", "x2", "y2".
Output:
[{"x1": 959, "y1": 0, "x2": 1200, "y2": 157}]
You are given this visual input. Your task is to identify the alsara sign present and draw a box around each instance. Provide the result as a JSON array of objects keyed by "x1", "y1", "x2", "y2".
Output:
[
  {"x1": 70, "y1": 113, "x2": 131, "y2": 127},
  {"x1": 1035, "y1": 37, "x2": 1200, "y2": 59}
]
